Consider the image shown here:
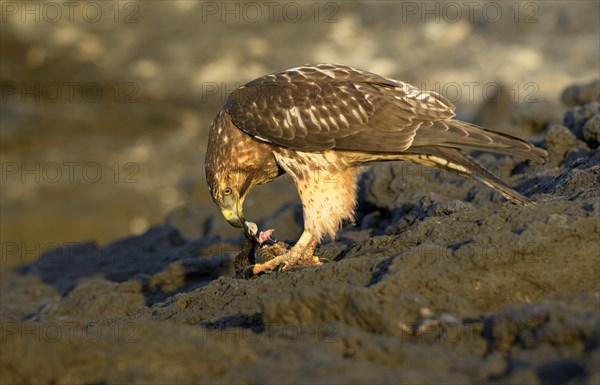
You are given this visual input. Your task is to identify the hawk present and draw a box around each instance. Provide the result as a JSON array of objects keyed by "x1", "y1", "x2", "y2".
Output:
[{"x1": 205, "y1": 64, "x2": 547, "y2": 274}]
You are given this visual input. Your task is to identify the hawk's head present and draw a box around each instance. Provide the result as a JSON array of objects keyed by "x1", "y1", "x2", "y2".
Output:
[
  {"x1": 205, "y1": 165, "x2": 249, "y2": 228},
  {"x1": 205, "y1": 108, "x2": 283, "y2": 231},
  {"x1": 205, "y1": 110, "x2": 257, "y2": 229}
]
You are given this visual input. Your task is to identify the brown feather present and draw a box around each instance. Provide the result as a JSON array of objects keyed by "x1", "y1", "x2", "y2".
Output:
[{"x1": 224, "y1": 63, "x2": 547, "y2": 167}]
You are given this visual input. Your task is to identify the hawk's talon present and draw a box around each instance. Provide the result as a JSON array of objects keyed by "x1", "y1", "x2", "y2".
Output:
[
  {"x1": 274, "y1": 262, "x2": 287, "y2": 273},
  {"x1": 241, "y1": 266, "x2": 256, "y2": 279}
]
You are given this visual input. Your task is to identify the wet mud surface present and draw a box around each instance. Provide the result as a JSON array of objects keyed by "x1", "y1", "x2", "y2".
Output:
[{"x1": 2, "y1": 88, "x2": 599, "y2": 384}]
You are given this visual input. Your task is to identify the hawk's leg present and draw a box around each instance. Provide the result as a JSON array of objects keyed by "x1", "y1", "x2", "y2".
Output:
[
  {"x1": 251, "y1": 162, "x2": 358, "y2": 274},
  {"x1": 251, "y1": 231, "x2": 320, "y2": 274}
]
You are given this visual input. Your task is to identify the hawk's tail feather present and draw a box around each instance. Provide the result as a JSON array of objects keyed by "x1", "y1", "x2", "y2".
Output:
[
  {"x1": 410, "y1": 146, "x2": 532, "y2": 205},
  {"x1": 413, "y1": 120, "x2": 548, "y2": 164}
]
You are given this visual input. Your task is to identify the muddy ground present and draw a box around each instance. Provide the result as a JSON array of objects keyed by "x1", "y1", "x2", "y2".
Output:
[
  {"x1": 1, "y1": 1, "x2": 600, "y2": 384},
  {"x1": 2, "y1": 84, "x2": 599, "y2": 384}
]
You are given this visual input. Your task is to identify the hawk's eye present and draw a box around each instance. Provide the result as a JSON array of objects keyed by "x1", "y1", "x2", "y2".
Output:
[{"x1": 223, "y1": 187, "x2": 232, "y2": 196}]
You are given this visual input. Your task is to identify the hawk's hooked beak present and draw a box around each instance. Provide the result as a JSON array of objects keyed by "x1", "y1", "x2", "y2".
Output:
[{"x1": 221, "y1": 193, "x2": 244, "y2": 228}]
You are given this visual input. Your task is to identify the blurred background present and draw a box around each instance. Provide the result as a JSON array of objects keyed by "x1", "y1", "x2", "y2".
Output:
[{"x1": 1, "y1": 0, "x2": 598, "y2": 265}]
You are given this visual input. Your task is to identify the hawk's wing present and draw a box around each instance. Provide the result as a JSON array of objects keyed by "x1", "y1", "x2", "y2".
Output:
[
  {"x1": 224, "y1": 64, "x2": 455, "y2": 153},
  {"x1": 224, "y1": 64, "x2": 546, "y2": 162}
]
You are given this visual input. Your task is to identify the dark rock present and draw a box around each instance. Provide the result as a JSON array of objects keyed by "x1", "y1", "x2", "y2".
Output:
[
  {"x1": 561, "y1": 80, "x2": 600, "y2": 107},
  {"x1": 563, "y1": 100, "x2": 600, "y2": 143},
  {"x1": 583, "y1": 113, "x2": 600, "y2": 146},
  {"x1": 544, "y1": 125, "x2": 586, "y2": 167}
]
